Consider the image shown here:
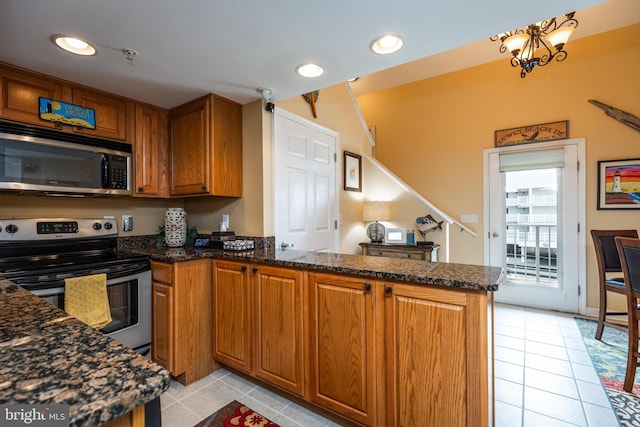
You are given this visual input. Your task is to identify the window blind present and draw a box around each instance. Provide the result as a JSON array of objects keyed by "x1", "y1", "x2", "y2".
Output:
[{"x1": 499, "y1": 148, "x2": 565, "y2": 172}]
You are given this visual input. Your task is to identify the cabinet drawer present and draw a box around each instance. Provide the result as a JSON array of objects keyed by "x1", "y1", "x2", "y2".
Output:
[
  {"x1": 152, "y1": 262, "x2": 173, "y2": 283},
  {"x1": 376, "y1": 250, "x2": 425, "y2": 260}
]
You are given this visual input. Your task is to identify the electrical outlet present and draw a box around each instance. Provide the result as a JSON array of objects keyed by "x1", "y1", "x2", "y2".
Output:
[
  {"x1": 461, "y1": 214, "x2": 478, "y2": 224},
  {"x1": 122, "y1": 215, "x2": 133, "y2": 231}
]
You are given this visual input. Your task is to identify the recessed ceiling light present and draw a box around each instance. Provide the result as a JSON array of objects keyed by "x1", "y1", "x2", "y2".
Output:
[
  {"x1": 370, "y1": 35, "x2": 404, "y2": 55},
  {"x1": 296, "y1": 63, "x2": 324, "y2": 78},
  {"x1": 51, "y1": 35, "x2": 97, "y2": 56}
]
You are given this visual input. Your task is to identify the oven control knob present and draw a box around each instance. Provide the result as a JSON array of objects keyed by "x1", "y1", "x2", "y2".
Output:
[
  {"x1": 5, "y1": 224, "x2": 18, "y2": 234},
  {"x1": 104, "y1": 222, "x2": 113, "y2": 230},
  {"x1": 93, "y1": 223, "x2": 102, "y2": 231}
]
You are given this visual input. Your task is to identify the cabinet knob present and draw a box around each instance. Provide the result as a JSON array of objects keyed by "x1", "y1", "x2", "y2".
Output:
[
  {"x1": 241, "y1": 266, "x2": 248, "y2": 272},
  {"x1": 252, "y1": 267, "x2": 258, "y2": 273},
  {"x1": 384, "y1": 287, "x2": 392, "y2": 297},
  {"x1": 138, "y1": 187, "x2": 144, "y2": 192},
  {"x1": 201, "y1": 185, "x2": 207, "y2": 191},
  {"x1": 364, "y1": 283, "x2": 372, "y2": 293}
]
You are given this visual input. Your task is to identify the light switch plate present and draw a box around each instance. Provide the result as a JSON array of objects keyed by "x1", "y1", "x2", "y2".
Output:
[
  {"x1": 122, "y1": 215, "x2": 133, "y2": 231},
  {"x1": 461, "y1": 214, "x2": 478, "y2": 224}
]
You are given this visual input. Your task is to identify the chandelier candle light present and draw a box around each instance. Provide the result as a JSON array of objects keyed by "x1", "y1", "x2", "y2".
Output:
[{"x1": 491, "y1": 12, "x2": 578, "y2": 78}]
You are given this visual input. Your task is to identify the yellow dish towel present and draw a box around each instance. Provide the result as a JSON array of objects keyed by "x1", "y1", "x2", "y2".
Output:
[{"x1": 64, "y1": 273, "x2": 112, "y2": 329}]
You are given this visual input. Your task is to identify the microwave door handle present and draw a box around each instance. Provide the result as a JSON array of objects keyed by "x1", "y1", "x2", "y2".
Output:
[{"x1": 101, "y1": 154, "x2": 109, "y2": 188}]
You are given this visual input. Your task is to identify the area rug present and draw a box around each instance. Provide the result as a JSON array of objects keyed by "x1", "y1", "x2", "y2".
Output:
[
  {"x1": 575, "y1": 318, "x2": 640, "y2": 426},
  {"x1": 194, "y1": 400, "x2": 280, "y2": 427}
]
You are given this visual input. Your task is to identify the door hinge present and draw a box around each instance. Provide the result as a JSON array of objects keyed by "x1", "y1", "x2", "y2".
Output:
[
  {"x1": 577, "y1": 223, "x2": 580, "y2": 233},
  {"x1": 577, "y1": 161, "x2": 580, "y2": 171},
  {"x1": 335, "y1": 219, "x2": 338, "y2": 230},
  {"x1": 334, "y1": 152, "x2": 337, "y2": 162},
  {"x1": 578, "y1": 285, "x2": 581, "y2": 296}
]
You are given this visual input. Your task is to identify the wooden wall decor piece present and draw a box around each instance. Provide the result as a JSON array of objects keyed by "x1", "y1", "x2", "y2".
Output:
[
  {"x1": 302, "y1": 90, "x2": 319, "y2": 118},
  {"x1": 588, "y1": 99, "x2": 640, "y2": 133},
  {"x1": 494, "y1": 120, "x2": 568, "y2": 147}
]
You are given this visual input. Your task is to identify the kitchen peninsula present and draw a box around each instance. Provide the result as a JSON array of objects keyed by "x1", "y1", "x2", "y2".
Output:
[
  {"x1": 134, "y1": 244, "x2": 502, "y2": 427},
  {"x1": 0, "y1": 280, "x2": 170, "y2": 427}
]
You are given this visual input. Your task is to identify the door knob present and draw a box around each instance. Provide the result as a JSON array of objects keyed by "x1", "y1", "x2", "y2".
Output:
[
  {"x1": 492, "y1": 232, "x2": 499, "y2": 238},
  {"x1": 281, "y1": 241, "x2": 294, "y2": 249}
]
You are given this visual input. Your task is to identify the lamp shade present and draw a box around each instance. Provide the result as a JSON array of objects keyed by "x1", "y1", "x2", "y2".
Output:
[
  {"x1": 503, "y1": 33, "x2": 529, "y2": 55},
  {"x1": 545, "y1": 26, "x2": 575, "y2": 49},
  {"x1": 362, "y1": 201, "x2": 391, "y2": 222}
]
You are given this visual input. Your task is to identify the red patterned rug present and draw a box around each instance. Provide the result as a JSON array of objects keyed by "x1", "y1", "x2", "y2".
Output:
[{"x1": 194, "y1": 400, "x2": 280, "y2": 427}]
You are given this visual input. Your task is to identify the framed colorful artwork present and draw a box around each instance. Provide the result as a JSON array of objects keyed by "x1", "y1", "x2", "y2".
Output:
[
  {"x1": 597, "y1": 158, "x2": 640, "y2": 210},
  {"x1": 344, "y1": 151, "x2": 362, "y2": 192}
]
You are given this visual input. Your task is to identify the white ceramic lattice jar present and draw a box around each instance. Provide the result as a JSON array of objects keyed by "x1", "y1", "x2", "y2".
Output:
[{"x1": 165, "y1": 208, "x2": 187, "y2": 247}]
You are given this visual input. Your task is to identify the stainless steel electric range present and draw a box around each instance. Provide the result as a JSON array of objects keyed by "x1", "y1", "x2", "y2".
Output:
[{"x1": 0, "y1": 217, "x2": 152, "y2": 355}]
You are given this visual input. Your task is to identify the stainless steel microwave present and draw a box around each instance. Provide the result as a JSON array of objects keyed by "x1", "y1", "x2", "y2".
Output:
[{"x1": 0, "y1": 121, "x2": 131, "y2": 196}]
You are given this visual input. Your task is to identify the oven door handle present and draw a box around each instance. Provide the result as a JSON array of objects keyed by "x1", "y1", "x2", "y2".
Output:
[{"x1": 30, "y1": 287, "x2": 64, "y2": 298}]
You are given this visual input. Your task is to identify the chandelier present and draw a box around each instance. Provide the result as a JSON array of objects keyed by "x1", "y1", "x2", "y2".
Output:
[{"x1": 491, "y1": 12, "x2": 578, "y2": 78}]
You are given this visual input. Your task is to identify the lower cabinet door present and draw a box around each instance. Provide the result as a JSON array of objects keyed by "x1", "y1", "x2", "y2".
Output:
[
  {"x1": 152, "y1": 282, "x2": 174, "y2": 372},
  {"x1": 384, "y1": 283, "x2": 488, "y2": 427},
  {"x1": 212, "y1": 260, "x2": 252, "y2": 373},
  {"x1": 308, "y1": 273, "x2": 376, "y2": 426},
  {"x1": 252, "y1": 265, "x2": 306, "y2": 397}
]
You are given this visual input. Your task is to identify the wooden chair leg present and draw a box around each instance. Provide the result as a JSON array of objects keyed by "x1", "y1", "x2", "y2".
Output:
[
  {"x1": 624, "y1": 318, "x2": 639, "y2": 392},
  {"x1": 596, "y1": 291, "x2": 607, "y2": 340}
]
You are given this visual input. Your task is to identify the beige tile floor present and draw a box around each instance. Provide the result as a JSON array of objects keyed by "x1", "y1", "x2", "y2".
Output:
[{"x1": 160, "y1": 303, "x2": 619, "y2": 427}]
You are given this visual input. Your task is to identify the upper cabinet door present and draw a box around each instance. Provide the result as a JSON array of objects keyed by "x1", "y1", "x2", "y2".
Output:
[
  {"x1": 169, "y1": 96, "x2": 211, "y2": 195},
  {"x1": 0, "y1": 68, "x2": 65, "y2": 128},
  {"x1": 72, "y1": 88, "x2": 128, "y2": 141},
  {"x1": 169, "y1": 94, "x2": 242, "y2": 197},
  {"x1": 133, "y1": 102, "x2": 169, "y2": 197},
  {"x1": 210, "y1": 94, "x2": 242, "y2": 197}
]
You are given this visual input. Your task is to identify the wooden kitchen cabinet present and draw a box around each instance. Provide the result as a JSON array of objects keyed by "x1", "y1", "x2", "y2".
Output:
[
  {"x1": 151, "y1": 281, "x2": 173, "y2": 370},
  {"x1": 253, "y1": 264, "x2": 306, "y2": 397},
  {"x1": 151, "y1": 260, "x2": 219, "y2": 385},
  {"x1": 0, "y1": 66, "x2": 65, "y2": 128},
  {"x1": 212, "y1": 260, "x2": 307, "y2": 397},
  {"x1": 0, "y1": 64, "x2": 129, "y2": 141},
  {"x1": 169, "y1": 94, "x2": 242, "y2": 197},
  {"x1": 210, "y1": 260, "x2": 491, "y2": 427},
  {"x1": 211, "y1": 260, "x2": 252, "y2": 373},
  {"x1": 383, "y1": 282, "x2": 489, "y2": 427},
  {"x1": 71, "y1": 87, "x2": 127, "y2": 140},
  {"x1": 132, "y1": 102, "x2": 169, "y2": 197},
  {"x1": 307, "y1": 272, "x2": 378, "y2": 426}
]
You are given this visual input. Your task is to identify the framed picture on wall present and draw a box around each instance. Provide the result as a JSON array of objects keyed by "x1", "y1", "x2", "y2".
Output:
[
  {"x1": 597, "y1": 158, "x2": 640, "y2": 210},
  {"x1": 344, "y1": 151, "x2": 362, "y2": 192}
]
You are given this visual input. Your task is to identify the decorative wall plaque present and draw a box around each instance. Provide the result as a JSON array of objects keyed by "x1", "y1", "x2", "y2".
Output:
[{"x1": 495, "y1": 120, "x2": 568, "y2": 147}]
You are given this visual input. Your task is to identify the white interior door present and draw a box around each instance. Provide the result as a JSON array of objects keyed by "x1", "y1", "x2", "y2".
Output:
[
  {"x1": 485, "y1": 141, "x2": 584, "y2": 313},
  {"x1": 274, "y1": 109, "x2": 338, "y2": 252}
]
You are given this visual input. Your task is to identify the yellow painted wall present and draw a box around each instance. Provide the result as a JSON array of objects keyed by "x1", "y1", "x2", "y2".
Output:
[{"x1": 355, "y1": 25, "x2": 640, "y2": 311}]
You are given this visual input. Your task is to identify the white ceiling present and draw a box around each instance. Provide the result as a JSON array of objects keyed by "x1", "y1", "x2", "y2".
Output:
[{"x1": 0, "y1": 0, "x2": 636, "y2": 109}]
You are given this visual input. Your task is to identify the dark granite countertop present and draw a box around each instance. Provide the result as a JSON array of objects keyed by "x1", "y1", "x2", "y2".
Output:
[
  {"x1": 0, "y1": 280, "x2": 170, "y2": 427},
  {"x1": 132, "y1": 246, "x2": 503, "y2": 292}
]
